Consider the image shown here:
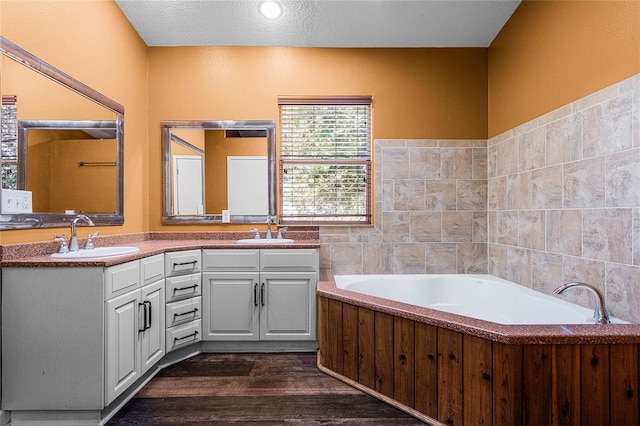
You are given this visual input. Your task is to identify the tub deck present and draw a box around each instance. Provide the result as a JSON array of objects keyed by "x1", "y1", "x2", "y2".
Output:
[{"x1": 318, "y1": 278, "x2": 640, "y2": 425}]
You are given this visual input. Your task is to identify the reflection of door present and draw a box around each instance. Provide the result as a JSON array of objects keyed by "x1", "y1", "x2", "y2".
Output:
[{"x1": 173, "y1": 155, "x2": 203, "y2": 214}]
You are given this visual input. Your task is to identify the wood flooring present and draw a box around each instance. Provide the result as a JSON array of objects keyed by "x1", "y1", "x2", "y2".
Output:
[{"x1": 106, "y1": 352, "x2": 425, "y2": 425}]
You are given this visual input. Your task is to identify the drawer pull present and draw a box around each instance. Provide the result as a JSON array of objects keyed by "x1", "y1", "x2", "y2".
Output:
[
  {"x1": 174, "y1": 330, "x2": 199, "y2": 342},
  {"x1": 174, "y1": 308, "x2": 199, "y2": 318},
  {"x1": 261, "y1": 283, "x2": 265, "y2": 307},
  {"x1": 172, "y1": 260, "x2": 198, "y2": 270},
  {"x1": 173, "y1": 284, "x2": 199, "y2": 292}
]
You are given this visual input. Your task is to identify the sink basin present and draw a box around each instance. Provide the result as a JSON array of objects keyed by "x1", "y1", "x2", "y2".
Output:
[
  {"x1": 237, "y1": 238, "x2": 294, "y2": 245},
  {"x1": 51, "y1": 246, "x2": 140, "y2": 259}
]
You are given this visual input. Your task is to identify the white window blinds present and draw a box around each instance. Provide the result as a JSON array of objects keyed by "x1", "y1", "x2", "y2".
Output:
[{"x1": 279, "y1": 96, "x2": 372, "y2": 224}]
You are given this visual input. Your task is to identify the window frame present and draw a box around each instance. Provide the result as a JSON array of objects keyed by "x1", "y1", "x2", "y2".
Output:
[{"x1": 278, "y1": 96, "x2": 372, "y2": 225}]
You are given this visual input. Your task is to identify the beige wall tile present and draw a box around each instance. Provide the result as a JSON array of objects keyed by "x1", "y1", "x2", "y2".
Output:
[
  {"x1": 382, "y1": 211, "x2": 411, "y2": 242},
  {"x1": 329, "y1": 243, "x2": 364, "y2": 275},
  {"x1": 563, "y1": 157, "x2": 605, "y2": 208},
  {"x1": 606, "y1": 148, "x2": 640, "y2": 207},
  {"x1": 546, "y1": 210, "x2": 582, "y2": 256},
  {"x1": 531, "y1": 251, "x2": 563, "y2": 293},
  {"x1": 409, "y1": 212, "x2": 442, "y2": 242},
  {"x1": 442, "y1": 211, "x2": 474, "y2": 242},
  {"x1": 457, "y1": 243, "x2": 487, "y2": 274},
  {"x1": 545, "y1": 113, "x2": 582, "y2": 166},
  {"x1": 507, "y1": 247, "x2": 531, "y2": 287},
  {"x1": 425, "y1": 243, "x2": 457, "y2": 273},
  {"x1": 583, "y1": 208, "x2": 633, "y2": 264},
  {"x1": 457, "y1": 180, "x2": 487, "y2": 211},
  {"x1": 606, "y1": 263, "x2": 640, "y2": 322},
  {"x1": 583, "y1": 92, "x2": 633, "y2": 157},
  {"x1": 441, "y1": 148, "x2": 472, "y2": 179},
  {"x1": 409, "y1": 147, "x2": 441, "y2": 179},
  {"x1": 472, "y1": 148, "x2": 488, "y2": 180},
  {"x1": 496, "y1": 210, "x2": 518, "y2": 246},
  {"x1": 518, "y1": 127, "x2": 546, "y2": 171},
  {"x1": 488, "y1": 176, "x2": 507, "y2": 210},
  {"x1": 531, "y1": 166, "x2": 562, "y2": 209},
  {"x1": 518, "y1": 211, "x2": 545, "y2": 251},
  {"x1": 382, "y1": 147, "x2": 410, "y2": 179},
  {"x1": 496, "y1": 139, "x2": 518, "y2": 176},
  {"x1": 507, "y1": 171, "x2": 531, "y2": 210},
  {"x1": 425, "y1": 180, "x2": 457, "y2": 211},
  {"x1": 393, "y1": 243, "x2": 426, "y2": 273},
  {"x1": 393, "y1": 180, "x2": 425, "y2": 211}
]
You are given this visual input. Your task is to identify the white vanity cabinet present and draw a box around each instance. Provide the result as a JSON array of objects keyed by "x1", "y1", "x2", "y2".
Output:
[
  {"x1": 1, "y1": 254, "x2": 167, "y2": 412},
  {"x1": 202, "y1": 249, "x2": 318, "y2": 341},
  {"x1": 164, "y1": 249, "x2": 202, "y2": 352},
  {"x1": 105, "y1": 255, "x2": 166, "y2": 405}
]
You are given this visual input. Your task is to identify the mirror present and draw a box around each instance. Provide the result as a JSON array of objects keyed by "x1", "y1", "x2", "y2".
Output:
[
  {"x1": 162, "y1": 120, "x2": 276, "y2": 224},
  {"x1": 0, "y1": 37, "x2": 124, "y2": 229}
]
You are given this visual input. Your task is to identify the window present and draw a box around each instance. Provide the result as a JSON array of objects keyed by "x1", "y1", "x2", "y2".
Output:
[{"x1": 278, "y1": 96, "x2": 372, "y2": 224}]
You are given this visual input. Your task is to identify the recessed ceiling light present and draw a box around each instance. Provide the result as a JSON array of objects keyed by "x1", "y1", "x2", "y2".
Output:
[{"x1": 258, "y1": 1, "x2": 282, "y2": 20}]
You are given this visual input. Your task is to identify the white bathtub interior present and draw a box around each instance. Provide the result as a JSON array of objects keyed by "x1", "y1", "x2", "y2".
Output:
[{"x1": 334, "y1": 274, "x2": 626, "y2": 325}]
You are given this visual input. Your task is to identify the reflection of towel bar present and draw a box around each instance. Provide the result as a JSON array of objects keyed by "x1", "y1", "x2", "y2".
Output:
[{"x1": 78, "y1": 161, "x2": 117, "y2": 167}]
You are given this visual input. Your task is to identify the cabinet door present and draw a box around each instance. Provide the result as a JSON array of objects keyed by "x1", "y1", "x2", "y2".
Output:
[
  {"x1": 202, "y1": 272, "x2": 259, "y2": 341},
  {"x1": 105, "y1": 290, "x2": 141, "y2": 405},
  {"x1": 140, "y1": 279, "x2": 166, "y2": 375},
  {"x1": 260, "y1": 272, "x2": 318, "y2": 341}
]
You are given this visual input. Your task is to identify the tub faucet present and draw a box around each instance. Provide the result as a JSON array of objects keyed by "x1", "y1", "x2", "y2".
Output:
[
  {"x1": 69, "y1": 214, "x2": 95, "y2": 252},
  {"x1": 553, "y1": 282, "x2": 610, "y2": 324}
]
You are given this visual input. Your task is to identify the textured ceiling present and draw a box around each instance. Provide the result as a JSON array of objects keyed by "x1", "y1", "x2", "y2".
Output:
[{"x1": 114, "y1": 0, "x2": 521, "y2": 48}]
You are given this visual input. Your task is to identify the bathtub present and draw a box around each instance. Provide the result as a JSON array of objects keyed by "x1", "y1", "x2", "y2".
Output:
[
  {"x1": 318, "y1": 274, "x2": 640, "y2": 425},
  {"x1": 334, "y1": 273, "x2": 625, "y2": 325}
]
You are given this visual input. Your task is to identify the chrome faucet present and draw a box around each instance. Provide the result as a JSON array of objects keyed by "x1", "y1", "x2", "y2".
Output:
[
  {"x1": 266, "y1": 216, "x2": 274, "y2": 239},
  {"x1": 553, "y1": 282, "x2": 610, "y2": 324},
  {"x1": 69, "y1": 214, "x2": 95, "y2": 252}
]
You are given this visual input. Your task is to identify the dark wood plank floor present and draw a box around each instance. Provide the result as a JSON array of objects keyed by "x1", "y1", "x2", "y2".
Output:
[{"x1": 107, "y1": 352, "x2": 425, "y2": 425}]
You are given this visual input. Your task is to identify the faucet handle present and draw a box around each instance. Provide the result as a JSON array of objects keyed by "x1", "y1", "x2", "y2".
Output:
[
  {"x1": 277, "y1": 227, "x2": 288, "y2": 239},
  {"x1": 250, "y1": 227, "x2": 260, "y2": 239},
  {"x1": 85, "y1": 231, "x2": 99, "y2": 250},
  {"x1": 54, "y1": 234, "x2": 69, "y2": 253}
]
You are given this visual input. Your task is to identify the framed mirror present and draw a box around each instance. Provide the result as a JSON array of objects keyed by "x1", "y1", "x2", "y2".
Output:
[
  {"x1": 162, "y1": 120, "x2": 276, "y2": 224},
  {"x1": 0, "y1": 37, "x2": 124, "y2": 230}
]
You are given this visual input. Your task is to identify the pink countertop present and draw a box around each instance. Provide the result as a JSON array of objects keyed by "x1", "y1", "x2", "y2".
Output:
[
  {"x1": 0, "y1": 231, "x2": 320, "y2": 267},
  {"x1": 318, "y1": 279, "x2": 640, "y2": 345}
]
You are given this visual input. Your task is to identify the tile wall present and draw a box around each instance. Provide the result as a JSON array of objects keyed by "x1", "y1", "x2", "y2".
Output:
[
  {"x1": 488, "y1": 73, "x2": 640, "y2": 322},
  {"x1": 320, "y1": 73, "x2": 640, "y2": 323},
  {"x1": 320, "y1": 139, "x2": 488, "y2": 279}
]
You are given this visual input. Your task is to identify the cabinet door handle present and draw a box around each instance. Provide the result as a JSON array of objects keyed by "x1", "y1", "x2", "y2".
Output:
[
  {"x1": 146, "y1": 300, "x2": 152, "y2": 329},
  {"x1": 261, "y1": 283, "x2": 265, "y2": 307},
  {"x1": 173, "y1": 284, "x2": 199, "y2": 293},
  {"x1": 138, "y1": 302, "x2": 148, "y2": 332},
  {"x1": 254, "y1": 283, "x2": 258, "y2": 307}
]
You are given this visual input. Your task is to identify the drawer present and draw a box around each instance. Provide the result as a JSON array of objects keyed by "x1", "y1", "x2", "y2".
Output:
[
  {"x1": 105, "y1": 260, "x2": 140, "y2": 299},
  {"x1": 140, "y1": 254, "x2": 165, "y2": 286},
  {"x1": 260, "y1": 249, "x2": 318, "y2": 272},
  {"x1": 166, "y1": 296, "x2": 201, "y2": 328},
  {"x1": 165, "y1": 250, "x2": 202, "y2": 277},
  {"x1": 166, "y1": 273, "x2": 201, "y2": 302},
  {"x1": 166, "y1": 319, "x2": 201, "y2": 352},
  {"x1": 202, "y1": 249, "x2": 260, "y2": 272}
]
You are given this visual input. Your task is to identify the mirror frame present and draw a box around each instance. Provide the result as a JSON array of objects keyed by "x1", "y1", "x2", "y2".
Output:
[
  {"x1": 0, "y1": 37, "x2": 125, "y2": 230},
  {"x1": 161, "y1": 120, "x2": 276, "y2": 224}
]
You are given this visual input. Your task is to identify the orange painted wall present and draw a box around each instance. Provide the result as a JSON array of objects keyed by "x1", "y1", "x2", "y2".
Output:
[
  {"x1": 0, "y1": 0, "x2": 148, "y2": 244},
  {"x1": 488, "y1": 0, "x2": 640, "y2": 137},
  {"x1": 147, "y1": 46, "x2": 488, "y2": 230}
]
